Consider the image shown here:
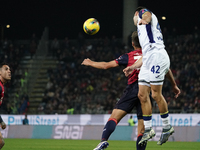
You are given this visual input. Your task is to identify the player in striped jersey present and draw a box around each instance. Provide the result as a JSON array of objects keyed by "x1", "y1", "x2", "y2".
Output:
[
  {"x1": 0, "y1": 63, "x2": 11, "y2": 149},
  {"x1": 82, "y1": 31, "x2": 148, "y2": 150}
]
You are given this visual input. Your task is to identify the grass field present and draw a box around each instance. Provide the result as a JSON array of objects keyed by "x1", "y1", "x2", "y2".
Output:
[{"x1": 3, "y1": 139, "x2": 200, "y2": 150}]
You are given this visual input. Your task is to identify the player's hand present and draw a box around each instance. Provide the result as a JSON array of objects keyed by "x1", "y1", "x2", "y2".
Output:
[
  {"x1": 81, "y1": 58, "x2": 92, "y2": 66},
  {"x1": 123, "y1": 66, "x2": 134, "y2": 77},
  {"x1": 172, "y1": 85, "x2": 181, "y2": 98},
  {"x1": 139, "y1": 19, "x2": 149, "y2": 25},
  {"x1": 0, "y1": 122, "x2": 6, "y2": 130}
]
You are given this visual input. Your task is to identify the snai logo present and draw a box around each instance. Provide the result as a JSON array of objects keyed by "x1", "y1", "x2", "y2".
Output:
[{"x1": 53, "y1": 125, "x2": 83, "y2": 139}]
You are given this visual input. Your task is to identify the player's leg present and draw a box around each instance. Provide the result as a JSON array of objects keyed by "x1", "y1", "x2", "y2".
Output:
[
  {"x1": 0, "y1": 132, "x2": 5, "y2": 149},
  {"x1": 137, "y1": 59, "x2": 156, "y2": 145},
  {"x1": 93, "y1": 109, "x2": 127, "y2": 150},
  {"x1": 151, "y1": 84, "x2": 174, "y2": 145},
  {"x1": 138, "y1": 84, "x2": 152, "y2": 121},
  {"x1": 149, "y1": 50, "x2": 173, "y2": 145},
  {"x1": 137, "y1": 61, "x2": 152, "y2": 127},
  {"x1": 136, "y1": 94, "x2": 154, "y2": 149},
  {"x1": 94, "y1": 83, "x2": 138, "y2": 150},
  {"x1": 138, "y1": 85, "x2": 154, "y2": 130},
  {"x1": 101, "y1": 109, "x2": 127, "y2": 141},
  {"x1": 137, "y1": 85, "x2": 155, "y2": 145},
  {"x1": 136, "y1": 119, "x2": 148, "y2": 150},
  {"x1": 151, "y1": 84, "x2": 168, "y2": 114}
]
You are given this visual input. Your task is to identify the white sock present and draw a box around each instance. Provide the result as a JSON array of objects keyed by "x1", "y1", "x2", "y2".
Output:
[
  {"x1": 161, "y1": 116, "x2": 170, "y2": 127},
  {"x1": 144, "y1": 120, "x2": 152, "y2": 130}
]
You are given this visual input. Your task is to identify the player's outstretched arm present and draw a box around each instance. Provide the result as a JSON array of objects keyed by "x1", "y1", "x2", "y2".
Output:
[
  {"x1": 81, "y1": 58, "x2": 118, "y2": 69},
  {"x1": 123, "y1": 56, "x2": 143, "y2": 77},
  {"x1": 165, "y1": 69, "x2": 181, "y2": 98}
]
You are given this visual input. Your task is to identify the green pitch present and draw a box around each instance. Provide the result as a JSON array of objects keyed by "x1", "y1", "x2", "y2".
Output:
[{"x1": 4, "y1": 139, "x2": 200, "y2": 150}]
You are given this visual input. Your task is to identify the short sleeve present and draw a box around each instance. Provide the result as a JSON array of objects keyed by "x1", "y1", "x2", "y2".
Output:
[{"x1": 115, "y1": 54, "x2": 128, "y2": 66}]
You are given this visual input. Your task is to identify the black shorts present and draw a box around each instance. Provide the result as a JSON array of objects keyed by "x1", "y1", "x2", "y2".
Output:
[{"x1": 114, "y1": 82, "x2": 143, "y2": 120}]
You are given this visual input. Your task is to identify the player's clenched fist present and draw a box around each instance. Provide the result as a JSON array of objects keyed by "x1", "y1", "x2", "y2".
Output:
[
  {"x1": 0, "y1": 122, "x2": 6, "y2": 130},
  {"x1": 81, "y1": 58, "x2": 92, "y2": 66},
  {"x1": 123, "y1": 66, "x2": 134, "y2": 77}
]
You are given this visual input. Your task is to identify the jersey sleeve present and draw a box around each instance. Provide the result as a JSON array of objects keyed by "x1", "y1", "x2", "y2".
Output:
[
  {"x1": 115, "y1": 54, "x2": 128, "y2": 66},
  {"x1": 139, "y1": 9, "x2": 151, "y2": 19}
]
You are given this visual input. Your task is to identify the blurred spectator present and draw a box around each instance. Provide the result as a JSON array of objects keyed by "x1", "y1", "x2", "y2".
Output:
[
  {"x1": 2, "y1": 38, "x2": 11, "y2": 52},
  {"x1": 62, "y1": 37, "x2": 70, "y2": 50},
  {"x1": 30, "y1": 33, "x2": 38, "y2": 45},
  {"x1": 50, "y1": 38, "x2": 60, "y2": 57},
  {"x1": 77, "y1": 32, "x2": 85, "y2": 48},
  {"x1": 6, "y1": 103, "x2": 12, "y2": 114},
  {"x1": 18, "y1": 96, "x2": 29, "y2": 114},
  {"x1": 30, "y1": 40, "x2": 37, "y2": 58},
  {"x1": 22, "y1": 113, "x2": 29, "y2": 125},
  {"x1": 128, "y1": 116, "x2": 135, "y2": 126}
]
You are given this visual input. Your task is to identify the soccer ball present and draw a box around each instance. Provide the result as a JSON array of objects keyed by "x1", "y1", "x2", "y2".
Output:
[{"x1": 83, "y1": 18, "x2": 100, "y2": 35}]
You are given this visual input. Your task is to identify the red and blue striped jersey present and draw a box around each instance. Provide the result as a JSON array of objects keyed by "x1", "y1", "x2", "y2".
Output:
[
  {"x1": 0, "y1": 81, "x2": 4, "y2": 106},
  {"x1": 115, "y1": 49, "x2": 142, "y2": 85}
]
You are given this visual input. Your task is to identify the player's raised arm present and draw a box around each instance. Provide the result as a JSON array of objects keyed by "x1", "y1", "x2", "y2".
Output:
[
  {"x1": 165, "y1": 69, "x2": 181, "y2": 98},
  {"x1": 123, "y1": 56, "x2": 143, "y2": 77},
  {"x1": 139, "y1": 9, "x2": 152, "y2": 25},
  {"x1": 81, "y1": 58, "x2": 118, "y2": 69}
]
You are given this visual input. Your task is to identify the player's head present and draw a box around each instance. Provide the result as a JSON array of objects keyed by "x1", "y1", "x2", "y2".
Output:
[
  {"x1": 135, "y1": 6, "x2": 146, "y2": 12},
  {"x1": 0, "y1": 62, "x2": 11, "y2": 83},
  {"x1": 133, "y1": 6, "x2": 147, "y2": 26},
  {"x1": 131, "y1": 31, "x2": 141, "y2": 49}
]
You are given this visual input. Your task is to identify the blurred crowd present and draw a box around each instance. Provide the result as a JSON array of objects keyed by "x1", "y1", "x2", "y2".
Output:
[
  {"x1": 38, "y1": 34, "x2": 125, "y2": 114},
  {"x1": 1, "y1": 27, "x2": 200, "y2": 115},
  {"x1": 163, "y1": 26, "x2": 200, "y2": 114},
  {"x1": 38, "y1": 27, "x2": 200, "y2": 114}
]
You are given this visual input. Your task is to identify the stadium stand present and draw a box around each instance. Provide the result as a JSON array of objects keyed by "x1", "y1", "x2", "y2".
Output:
[
  {"x1": 2, "y1": 27, "x2": 200, "y2": 114},
  {"x1": 37, "y1": 28, "x2": 200, "y2": 114}
]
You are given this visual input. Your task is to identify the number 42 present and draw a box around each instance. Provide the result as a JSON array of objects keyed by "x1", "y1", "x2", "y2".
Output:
[{"x1": 151, "y1": 65, "x2": 160, "y2": 73}]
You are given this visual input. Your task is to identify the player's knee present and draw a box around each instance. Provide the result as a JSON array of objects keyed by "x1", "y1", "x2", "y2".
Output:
[
  {"x1": 151, "y1": 92, "x2": 162, "y2": 102},
  {"x1": 138, "y1": 92, "x2": 148, "y2": 103},
  {"x1": 151, "y1": 93, "x2": 158, "y2": 101}
]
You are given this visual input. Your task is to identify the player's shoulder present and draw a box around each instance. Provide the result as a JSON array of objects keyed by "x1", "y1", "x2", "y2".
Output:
[
  {"x1": 115, "y1": 53, "x2": 128, "y2": 61},
  {"x1": 127, "y1": 50, "x2": 142, "y2": 56}
]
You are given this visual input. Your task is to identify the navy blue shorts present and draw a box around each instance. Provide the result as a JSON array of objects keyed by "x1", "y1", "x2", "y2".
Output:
[{"x1": 114, "y1": 82, "x2": 143, "y2": 120}]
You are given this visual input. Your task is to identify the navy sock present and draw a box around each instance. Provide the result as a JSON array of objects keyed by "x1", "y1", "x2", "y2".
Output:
[
  {"x1": 101, "y1": 118, "x2": 117, "y2": 141},
  {"x1": 136, "y1": 134, "x2": 147, "y2": 150}
]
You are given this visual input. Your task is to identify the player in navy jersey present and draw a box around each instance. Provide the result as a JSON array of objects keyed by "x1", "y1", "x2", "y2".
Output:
[
  {"x1": 82, "y1": 31, "x2": 148, "y2": 150},
  {"x1": 123, "y1": 6, "x2": 181, "y2": 145},
  {"x1": 0, "y1": 62, "x2": 11, "y2": 149}
]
